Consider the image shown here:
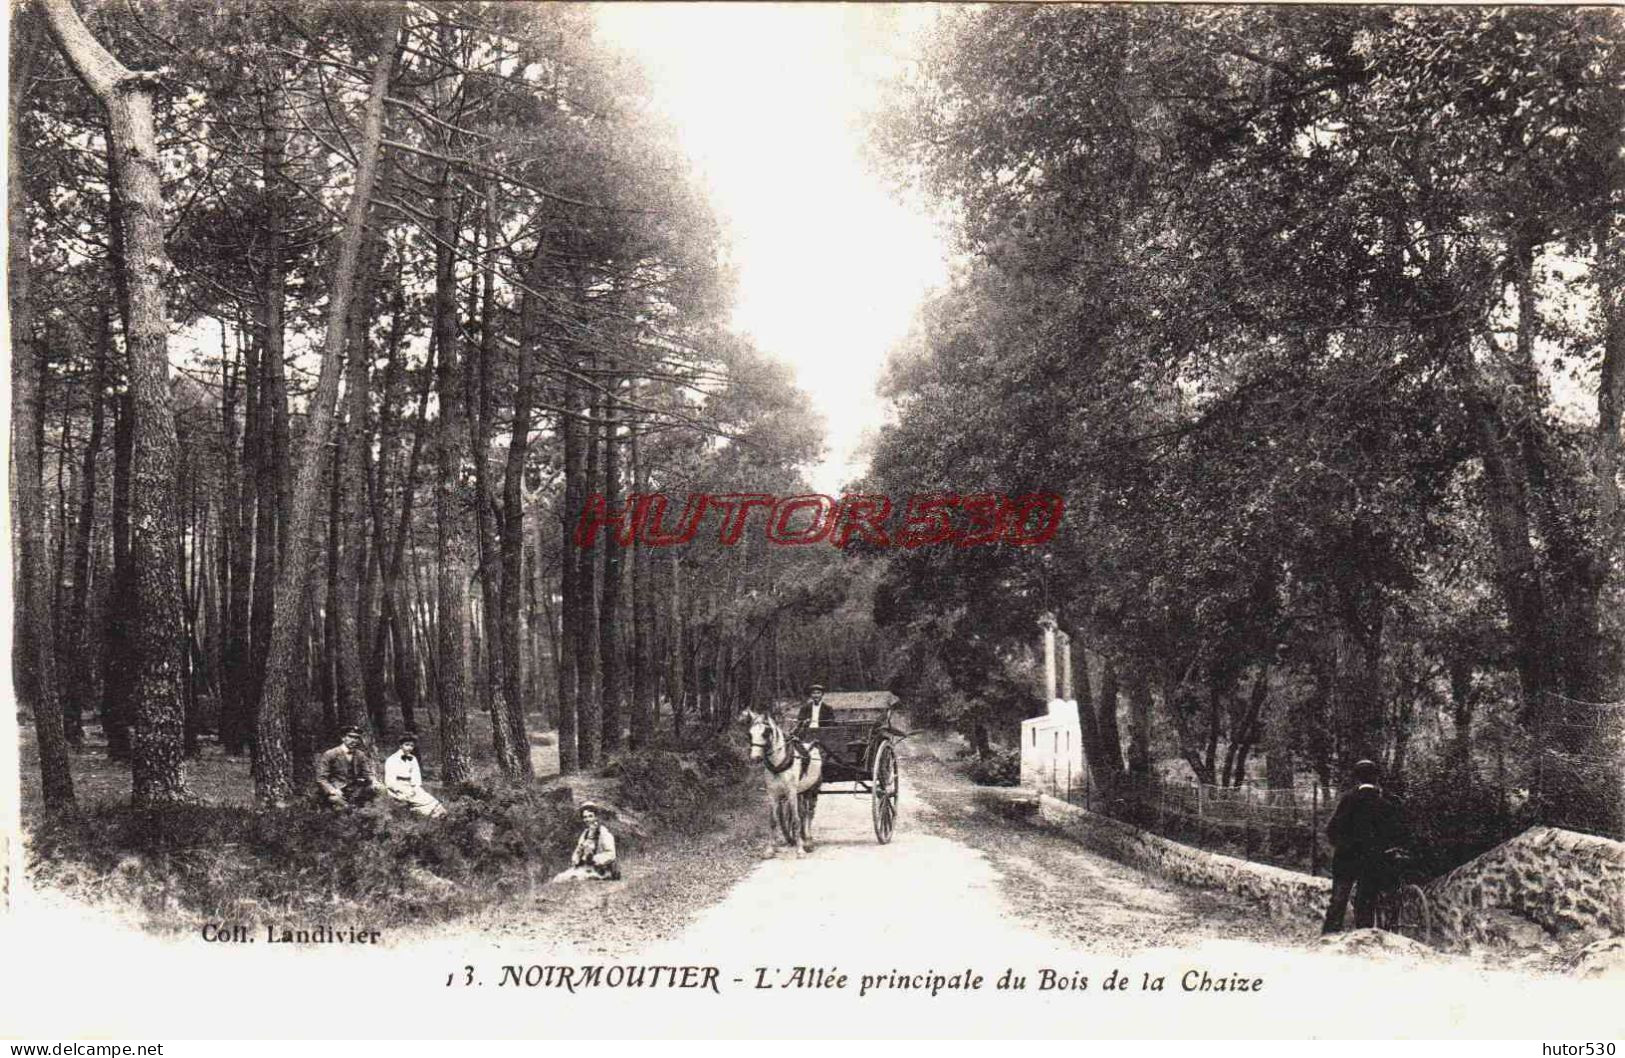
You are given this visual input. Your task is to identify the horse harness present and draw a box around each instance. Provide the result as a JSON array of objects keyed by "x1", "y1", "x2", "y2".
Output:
[{"x1": 756, "y1": 720, "x2": 816, "y2": 776}]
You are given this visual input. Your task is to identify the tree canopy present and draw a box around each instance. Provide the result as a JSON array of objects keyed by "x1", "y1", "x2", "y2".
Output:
[{"x1": 870, "y1": 6, "x2": 1623, "y2": 835}]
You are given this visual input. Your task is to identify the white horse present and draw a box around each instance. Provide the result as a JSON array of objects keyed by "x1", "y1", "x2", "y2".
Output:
[{"x1": 744, "y1": 709, "x2": 823, "y2": 855}]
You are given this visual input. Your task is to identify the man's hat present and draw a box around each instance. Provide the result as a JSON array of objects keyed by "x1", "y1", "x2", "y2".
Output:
[
  {"x1": 1351, "y1": 759, "x2": 1381, "y2": 784},
  {"x1": 579, "y1": 801, "x2": 605, "y2": 817},
  {"x1": 341, "y1": 726, "x2": 363, "y2": 738},
  {"x1": 399, "y1": 731, "x2": 419, "y2": 743},
  {"x1": 809, "y1": 683, "x2": 824, "y2": 692}
]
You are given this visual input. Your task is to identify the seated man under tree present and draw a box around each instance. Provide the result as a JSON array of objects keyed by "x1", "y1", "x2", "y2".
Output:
[{"x1": 316, "y1": 727, "x2": 378, "y2": 811}]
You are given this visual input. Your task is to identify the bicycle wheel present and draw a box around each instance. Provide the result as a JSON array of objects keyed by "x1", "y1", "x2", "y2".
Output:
[{"x1": 1384, "y1": 884, "x2": 1433, "y2": 945}]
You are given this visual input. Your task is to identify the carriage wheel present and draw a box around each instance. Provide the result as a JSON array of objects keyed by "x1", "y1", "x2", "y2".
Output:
[{"x1": 871, "y1": 741, "x2": 899, "y2": 844}]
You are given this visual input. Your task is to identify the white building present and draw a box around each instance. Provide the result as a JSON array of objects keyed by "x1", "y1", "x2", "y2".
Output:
[
  {"x1": 1019, "y1": 614, "x2": 1087, "y2": 794},
  {"x1": 1020, "y1": 698, "x2": 1085, "y2": 795}
]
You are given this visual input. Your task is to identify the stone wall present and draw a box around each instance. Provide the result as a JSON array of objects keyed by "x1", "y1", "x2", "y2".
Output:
[
  {"x1": 1036, "y1": 793, "x2": 1331, "y2": 929},
  {"x1": 1424, "y1": 826, "x2": 1625, "y2": 950},
  {"x1": 1034, "y1": 793, "x2": 1625, "y2": 954}
]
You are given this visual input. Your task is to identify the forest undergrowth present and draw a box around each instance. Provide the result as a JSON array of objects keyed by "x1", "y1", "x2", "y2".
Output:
[{"x1": 23, "y1": 727, "x2": 753, "y2": 935}]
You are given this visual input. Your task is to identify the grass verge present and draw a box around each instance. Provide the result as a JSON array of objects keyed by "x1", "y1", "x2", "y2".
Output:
[{"x1": 25, "y1": 730, "x2": 752, "y2": 937}]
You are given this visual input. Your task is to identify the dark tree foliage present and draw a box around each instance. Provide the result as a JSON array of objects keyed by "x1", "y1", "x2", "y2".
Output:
[{"x1": 872, "y1": 7, "x2": 1624, "y2": 837}]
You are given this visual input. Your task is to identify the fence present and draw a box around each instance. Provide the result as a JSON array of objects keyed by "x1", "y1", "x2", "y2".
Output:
[
  {"x1": 1533, "y1": 694, "x2": 1625, "y2": 841},
  {"x1": 1048, "y1": 771, "x2": 1334, "y2": 876},
  {"x1": 1027, "y1": 692, "x2": 1624, "y2": 879}
]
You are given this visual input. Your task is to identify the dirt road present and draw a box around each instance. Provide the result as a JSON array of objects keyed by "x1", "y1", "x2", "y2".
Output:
[
  {"x1": 641, "y1": 735, "x2": 1301, "y2": 963},
  {"x1": 433, "y1": 733, "x2": 1301, "y2": 961},
  {"x1": 10, "y1": 733, "x2": 1617, "y2": 1038},
  {"x1": 615, "y1": 737, "x2": 1612, "y2": 1037}
]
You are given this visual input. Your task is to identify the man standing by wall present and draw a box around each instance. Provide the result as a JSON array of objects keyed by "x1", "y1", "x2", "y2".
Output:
[{"x1": 1322, "y1": 759, "x2": 1408, "y2": 933}]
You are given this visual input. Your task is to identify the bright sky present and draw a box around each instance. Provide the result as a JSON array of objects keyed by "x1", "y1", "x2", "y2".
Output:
[{"x1": 592, "y1": 3, "x2": 951, "y2": 493}]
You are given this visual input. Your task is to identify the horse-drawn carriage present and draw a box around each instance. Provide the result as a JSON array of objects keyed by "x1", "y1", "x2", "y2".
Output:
[
  {"x1": 809, "y1": 691, "x2": 906, "y2": 843},
  {"x1": 745, "y1": 690, "x2": 906, "y2": 850}
]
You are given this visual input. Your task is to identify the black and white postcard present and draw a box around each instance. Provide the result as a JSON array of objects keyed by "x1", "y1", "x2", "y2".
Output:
[{"x1": 4, "y1": 1, "x2": 1623, "y2": 1042}]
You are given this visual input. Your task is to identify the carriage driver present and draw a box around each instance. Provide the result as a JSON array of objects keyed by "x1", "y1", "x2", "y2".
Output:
[{"x1": 794, "y1": 684, "x2": 831, "y2": 737}]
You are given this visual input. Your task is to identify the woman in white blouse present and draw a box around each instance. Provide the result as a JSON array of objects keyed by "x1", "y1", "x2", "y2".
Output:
[{"x1": 384, "y1": 734, "x2": 447, "y2": 818}]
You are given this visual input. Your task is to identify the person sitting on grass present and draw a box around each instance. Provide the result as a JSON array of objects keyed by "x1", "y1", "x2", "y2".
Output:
[
  {"x1": 551, "y1": 804, "x2": 620, "y2": 882},
  {"x1": 384, "y1": 733, "x2": 446, "y2": 818},
  {"x1": 316, "y1": 726, "x2": 377, "y2": 811}
]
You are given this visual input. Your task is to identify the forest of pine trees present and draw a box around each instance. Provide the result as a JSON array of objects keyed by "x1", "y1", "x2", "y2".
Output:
[
  {"x1": 11, "y1": 3, "x2": 1622, "y2": 876},
  {"x1": 10, "y1": 0, "x2": 880, "y2": 812}
]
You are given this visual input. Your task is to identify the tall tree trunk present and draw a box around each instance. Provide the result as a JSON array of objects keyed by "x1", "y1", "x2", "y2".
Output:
[
  {"x1": 1070, "y1": 644, "x2": 1116, "y2": 793},
  {"x1": 1202, "y1": 686, "x2": 1221, "y2": 783},
  {"x1": 629, "y1": 404, "x2": 654, "y2": 750},
  {"x1": 45, "y1": 0, "x2": 191, "y2": 803},
  {"x1": 346, "y1": 231, "x2": 387, "y2": 740},
  {"x1": 1159, "y1": 664, "x2": 1217, "y2": 786},
  {"x1": 1593, "y1": 222, "x2": 1625, "y2": 696},
  {"x1": 96, "y1": 101, "x2": 137, "y2": 764},
  {"x1": 668, "y1": 554, "x2": 685, "y2": 742},
  {"x1": 1263, "y1": 669, "x2": 1296, "y2": 792},
  {"x1": 1447, "y1": 659, "x2": 1477, "y2": 770},
  {"x1": 1095, "y1": 655, "x2": 1127, "y2": 778},
  {"x1": 290, "y1": 604, "x2": 317, "y2": 790},
  {"x1": 1219, "y1": 669, "x2": 1263, "y2": 788},
  {"x1": 10, "y1": 10, "x2": 74, "y2": 808},
  {"x1": 99, "y1": 391, "x2": 135, "y2": 761},
  {"x1": 470, "y1": 187, "x2": 521, "y2": 778},
  {"x1": 180, "y1": 452, "x2": 204, "y2": 758},
  {"x1": 1332, "y1": 605, "x2": 1383, "y2": 765},
  {"x1": 529, "y1": 499, "x2": 554, "y2": 728},
  {"x1": 368, "y1": 279, "x2": 406, "y2": 654},
  {"x1": 556, "y1": 377, "x2": 582, "y2": 774},
  {"x1": 1457, "y1": 358, "x2": 1552, "y2": 720},
  {"x1": 261, "y1": 101, "x2": 292, "y2": 572},
  {"x1": 577, "y1": 379, "x2": 603, "y2": 767},
  {"x1": 375, "y1": 297, "x2": 431, "y2": 735},
  {"x1": 252, "y1": 8, "x2": 403, "y2": 803},
  {"x1": 1125, "y1": 661, "x2": 1153, "y2": 780},
  {"x1": 1307, "y1": 642, "x2": 1335, "y2": 790},
  {"x1": 53, "y1": 396, "x2": 73, "y2": 697},
  {"x1": 600, "y1": 381, "x2": 624, "y2": 753},
  {"x1": 683, "y1": 571, "x2": 701, "y2": 737},
  {"x1": 322, "y1": 438, "x2": 343, "y2": 742},
  {"x1": 334, "y1": 211, "x2": 385, "y2": 746},
  {"x1": 431, "y1": 167, "x2": 473, "y2": 785},
  {"x1": 499, "y1": 242, "x2": 546, "y2": 778},
  {"x1": 248, "y1": 94, "x2": 288, "y2": 754},
  {"x1": 64, "y1": 303, "x2": 110, "y2": 743},
  {"x1": 219, "y1": 319, "x2": 252, "y2": 755},
  {"x1": 1510, "y1": 233, "x2": 1612, "y2": 706}
]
